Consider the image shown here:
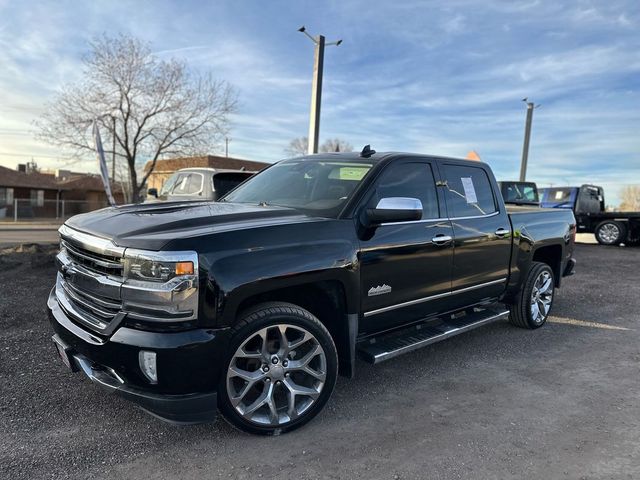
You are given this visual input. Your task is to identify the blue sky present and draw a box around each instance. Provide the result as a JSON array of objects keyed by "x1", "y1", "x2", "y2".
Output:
[{"x1": 0, "y1": 0, "x2": 638, "y2": 204}]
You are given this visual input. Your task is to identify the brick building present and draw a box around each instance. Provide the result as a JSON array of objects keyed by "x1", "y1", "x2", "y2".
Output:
[
  {"x1": 0, "y1": 165, "x2": 123, "y2": 220},
  {"x1": 0, "y1": 165, "x2": 64, "y2": 219}
]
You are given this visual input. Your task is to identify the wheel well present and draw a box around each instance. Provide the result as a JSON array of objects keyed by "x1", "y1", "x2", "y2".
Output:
[
  {"x1": 532, "y1": 245, "x2": 562, "y2": 286},
  {"x1": 236, "y1": 281, "x2": 352, "y2": 376}
]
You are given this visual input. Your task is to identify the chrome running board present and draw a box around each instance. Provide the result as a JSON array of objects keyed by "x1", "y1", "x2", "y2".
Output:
[{"x1": 357, "y1": 307, "x2": 509, "y2": 364}]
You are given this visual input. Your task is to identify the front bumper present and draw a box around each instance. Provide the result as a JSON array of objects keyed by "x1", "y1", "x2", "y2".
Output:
[{"x1": 48, "y1": 288, "x2": 227, "y2": 424}]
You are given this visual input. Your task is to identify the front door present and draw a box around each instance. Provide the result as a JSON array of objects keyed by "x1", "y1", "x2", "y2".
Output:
[{"x1": 359, "y1": 160, "x2": 454, "y2": 335}]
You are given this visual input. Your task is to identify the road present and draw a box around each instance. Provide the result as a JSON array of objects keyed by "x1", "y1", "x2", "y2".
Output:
[
  {"x1": 1, "y1": 244, "x2": 638, "y2": 479},
  {"x1": 0, "y1": 224, "x2": 60, "y2": 248}
]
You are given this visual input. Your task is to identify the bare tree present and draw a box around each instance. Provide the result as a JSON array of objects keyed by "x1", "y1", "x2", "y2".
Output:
[
  {"x1": 36, "y1": 34, "x2": 237, "y2": 201},
  {"x1": 619, "y1": 185, "x2": 640, "y2": 211},
  {"x1": 321, "y1": 138, "x2": 353, "y2": 153},
  {"x1": 285, "y1": 137, "x2": 309, "y2": 156},
  {"x1": 285, "y1": 136, "x2": 354, "y2": 156}
]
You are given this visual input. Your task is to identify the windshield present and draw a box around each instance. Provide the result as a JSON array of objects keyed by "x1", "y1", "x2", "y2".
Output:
[
  {"x1": 222, "y1": 159, "x2": 374, "y2": 217},
  {"x1": 159, "y1": 171, "x2": 204, "y2": 196},
  {"x1": 540, "y1": 187, "x2": 577, "y2": 208}
]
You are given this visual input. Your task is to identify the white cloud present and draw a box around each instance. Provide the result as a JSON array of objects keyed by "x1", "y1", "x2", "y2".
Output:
[{"x1": 0, "y1": 0, "x2": 638, "y2": 206}]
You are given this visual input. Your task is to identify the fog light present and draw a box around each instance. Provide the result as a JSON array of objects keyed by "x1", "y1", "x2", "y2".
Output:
[{"x1": 139, "y1": 350, "x2": 157, "y2": 384}]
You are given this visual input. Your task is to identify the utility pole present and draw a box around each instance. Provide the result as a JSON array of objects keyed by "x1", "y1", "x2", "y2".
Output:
[
  {"x1": 298, "y1": 26, "x2": 342, "y2": 154},
  {"x1": 519, "y1": 99, "x2": 535, "y2": 182},
  {"x1": 225, "y1": 137, "x2": 230, "y2": 158}
]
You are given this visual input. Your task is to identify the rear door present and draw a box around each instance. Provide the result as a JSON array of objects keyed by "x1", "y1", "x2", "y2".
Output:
[
  {"x1": 440, "y1": 163, "x2": 511, "y2": 305},
  {"x1": 359, "y1": 159, "x2": 454, "y2": 335}
]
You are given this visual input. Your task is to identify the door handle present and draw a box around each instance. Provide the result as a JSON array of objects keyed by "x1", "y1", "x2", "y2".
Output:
[
  {"x1": 432, "y1": 234, "x2": 453, "y2": 246},
  {"x1": 495, "y1": 228, "x2": 511, "y2": 238}
]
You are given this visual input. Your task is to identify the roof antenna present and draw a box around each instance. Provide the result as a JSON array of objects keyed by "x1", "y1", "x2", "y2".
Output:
[{"x1": 360, "y1": 145, "x2": 376, "y2": 158}]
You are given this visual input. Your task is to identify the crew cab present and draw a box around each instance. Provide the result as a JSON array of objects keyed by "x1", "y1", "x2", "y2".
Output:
[{"x1": 48, "y1": 149, "x2": 576, "y2": 435}]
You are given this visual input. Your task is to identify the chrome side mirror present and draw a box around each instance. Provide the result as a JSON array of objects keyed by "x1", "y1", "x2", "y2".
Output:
[{"x1": 364, "y1": 197, "x2": 423, "y2": 226}]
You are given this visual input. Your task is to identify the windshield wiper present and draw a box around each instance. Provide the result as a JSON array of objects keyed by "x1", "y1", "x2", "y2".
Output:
[{"x1": 258, "y1": 201, "x2": 269, "y2": 207}]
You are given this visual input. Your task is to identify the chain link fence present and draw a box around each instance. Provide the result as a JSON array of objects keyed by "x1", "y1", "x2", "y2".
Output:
[{"x1": 0, "y1": 199, "x2": 110, "y2": 222}]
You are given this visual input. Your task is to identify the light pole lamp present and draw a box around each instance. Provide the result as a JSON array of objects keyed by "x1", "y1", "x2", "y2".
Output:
[{"x1": 298, "y1": 26, "x2": 342, "y2": 154}]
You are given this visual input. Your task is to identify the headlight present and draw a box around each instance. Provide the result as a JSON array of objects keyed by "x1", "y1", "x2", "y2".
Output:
[
  {"x1": 124, "y1": 255, "x2": 194, "y2": 282},
  {"x1": 121, "y1": 249, "x2": 199, "y2": 324}
]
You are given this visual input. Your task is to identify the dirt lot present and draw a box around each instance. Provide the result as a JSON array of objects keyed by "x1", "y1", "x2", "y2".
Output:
[{"x1": 1, "y1": 244, "x2": 639, "y2": 479}]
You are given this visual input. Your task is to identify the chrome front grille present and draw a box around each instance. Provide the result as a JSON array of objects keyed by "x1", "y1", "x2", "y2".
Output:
[
  {"x1": 61, "y1": 277, "x2": 122, "y2": 320},
  {"x1": 56, "y1": 225, "x2": 125, "y2": 334},
  {"x1": 57, "y1": 275, "x2": 124, "y2": 332},
  {"x1": 61, "y1": 239, "x2": 123, "y2": 278}
]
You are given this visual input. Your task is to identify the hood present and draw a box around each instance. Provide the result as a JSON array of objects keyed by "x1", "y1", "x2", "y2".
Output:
[{"x1": 65, "y1": 201, "x2": 316, "y2": 250}]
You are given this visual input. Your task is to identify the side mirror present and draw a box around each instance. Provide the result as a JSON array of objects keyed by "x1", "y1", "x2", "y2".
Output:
[
  {"x1": 147, "y1": 188, "x2": 158, "y2": 198},
  {"x1": 363, "y1": 197, "x2": 423, "y2": 227}
]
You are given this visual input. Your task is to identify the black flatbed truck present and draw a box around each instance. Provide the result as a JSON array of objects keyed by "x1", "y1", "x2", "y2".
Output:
[{"x1": 540, "y1": 184, "x2": 640, "y2": 245}]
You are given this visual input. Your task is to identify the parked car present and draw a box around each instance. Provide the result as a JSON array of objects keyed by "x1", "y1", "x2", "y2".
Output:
[
  {"x1": 48, "y1": 148, "x2": 576, "y2": 435},
  {"x1": 498, "y1": 181, "x2": 540, "y2": 206},
  {"x1": 539, "y1": 184, "x2": 640, "y2": 245},
  {"x1": 147, "y1": 167, "x2": 254, "y2": 202}
]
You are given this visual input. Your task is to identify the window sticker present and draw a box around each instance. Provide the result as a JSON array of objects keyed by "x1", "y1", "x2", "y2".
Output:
[
  {"x1": 555, "y1": 191, "x2": 564, "y2": 200},
  {"x1": 329, "y1": 167, "x2": 370, "y2": 181},
  {"x1": 461, "y1": 177, "x2": 478, "y2": 204}
]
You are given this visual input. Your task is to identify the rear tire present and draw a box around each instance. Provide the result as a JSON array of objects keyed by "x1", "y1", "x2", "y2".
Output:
[
  {"x1": 218, "y1": 302, "x2": 338, "y2": 435},
  {"x1": 508, "y1": 262, "x2": 555, "y2": 329},
  {"x1": 595, "y1": 221, "x2": 627, "y2": 245}
]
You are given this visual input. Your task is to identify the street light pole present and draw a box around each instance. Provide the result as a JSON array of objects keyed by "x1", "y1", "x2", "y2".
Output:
[
  {"x1": 298, "y1": 26, "x2": 341, "y2": 155},
  {"x1": 519, "y1": 99, "x2": 535, "y2": 182},
  {"x1": 308, "y1": 34, "x2": 325, "y2": 155}
]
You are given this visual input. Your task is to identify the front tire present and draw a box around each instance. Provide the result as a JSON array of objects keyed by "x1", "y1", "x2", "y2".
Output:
[
  {"x1": 508, "y1": 262, "x2": 555, "y2": 329},
  {"x1": 218, "y1": 302, "x2": 338, "y2": 435},
  {"x1": 595, "y1": 220, "x2": 626, "y2": 245}
]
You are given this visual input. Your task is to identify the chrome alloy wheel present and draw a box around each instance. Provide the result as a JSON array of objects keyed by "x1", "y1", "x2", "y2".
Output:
[
  {"x1": 531, "y1": 270, "x2": 553, "y2": 324},
  {"x1": 226, "y1": 324, "x2": 327, "y2": 426},
  {"x1": 597, "y1": 223, "x2": 620, "y2": 244}
]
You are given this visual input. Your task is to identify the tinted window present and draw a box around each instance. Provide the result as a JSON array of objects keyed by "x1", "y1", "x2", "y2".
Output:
[
  {"x1": 212, "y1": 172, "x2": 254, "y2": 199},
  {"x1": 442, "y1": 165, "x2": 496, "y2": 217},
  {"x1": 371, "y1": 162, "x2": 439, "y2": 219}
]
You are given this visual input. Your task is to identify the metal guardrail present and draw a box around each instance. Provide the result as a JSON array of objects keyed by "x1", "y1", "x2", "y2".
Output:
[{"x1": 0, "y1": 199, "x2": 110, "y2": 222}]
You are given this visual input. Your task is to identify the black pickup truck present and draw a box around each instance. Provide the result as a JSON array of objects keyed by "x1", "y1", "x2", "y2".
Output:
[{"x1": 48, "y1": 150, "x2": 576, "y2": 434}]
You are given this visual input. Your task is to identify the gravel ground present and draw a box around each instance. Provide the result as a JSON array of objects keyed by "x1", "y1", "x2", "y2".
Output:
[{"x1": 1, "y1": 244, "x2": 639, "y2": 479}]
